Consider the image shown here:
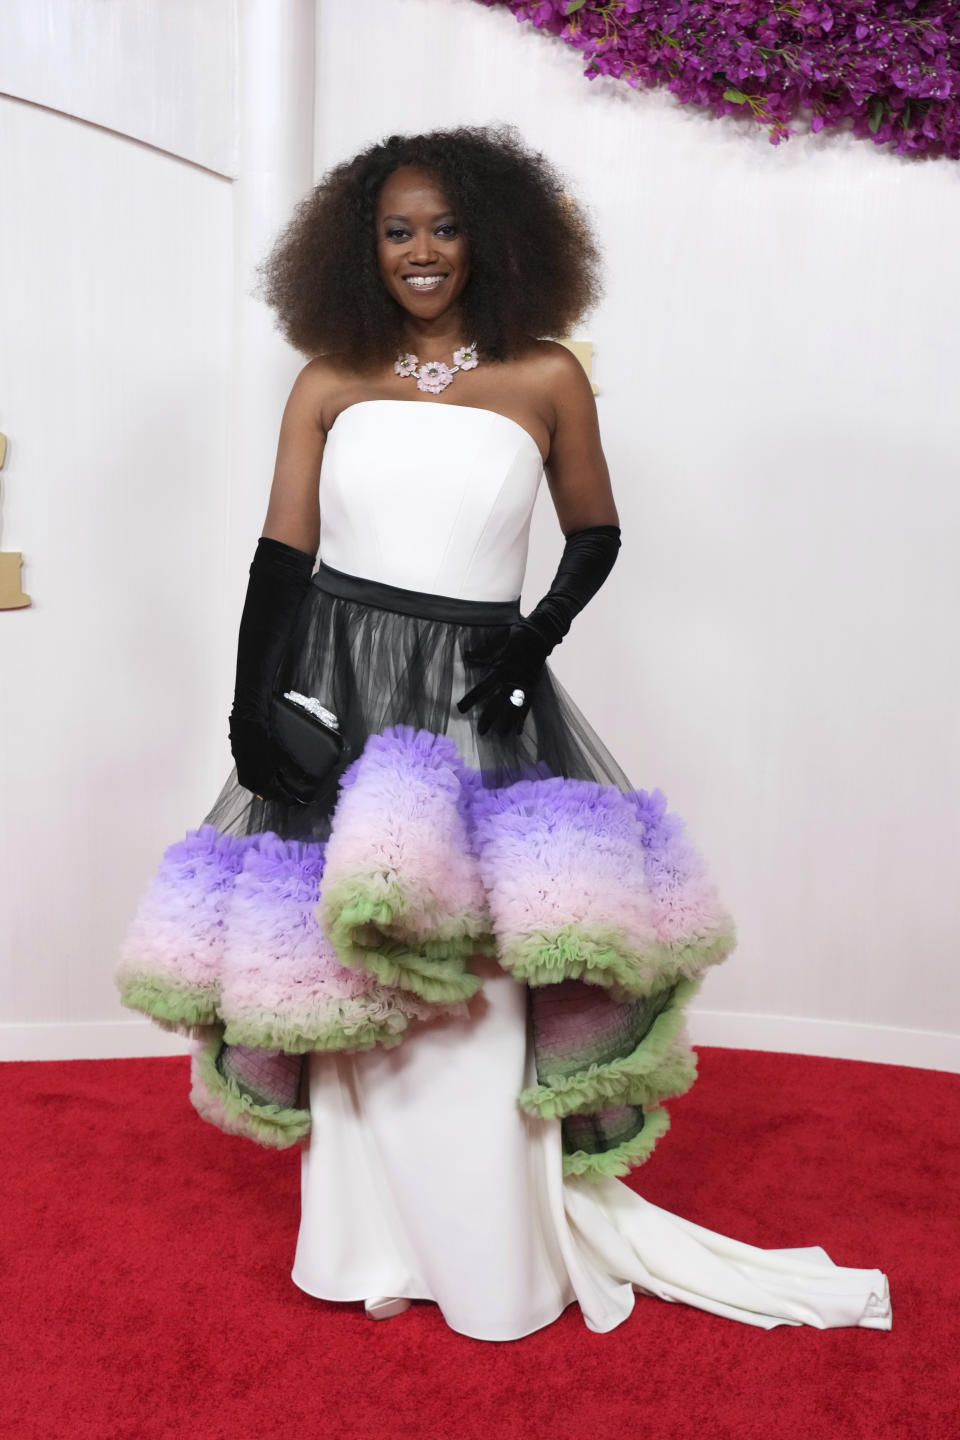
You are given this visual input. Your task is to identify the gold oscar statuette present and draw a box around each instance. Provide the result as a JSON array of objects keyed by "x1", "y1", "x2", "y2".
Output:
[
  {"x1": 0, "y1": 430, "x2": 32, "y2": 609},
  {"x1": 556, "y1": 337, "x2": 599, "y2": 394}
]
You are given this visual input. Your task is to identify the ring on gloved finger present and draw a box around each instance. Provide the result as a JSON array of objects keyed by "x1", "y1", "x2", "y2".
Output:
[{"x1": 508, "y1": 688, "x2": 526, "y2": 707}]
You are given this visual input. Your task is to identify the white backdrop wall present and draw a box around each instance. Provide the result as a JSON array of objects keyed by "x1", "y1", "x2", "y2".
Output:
[
  {"x1": 0, "y1": 0, "x2": 239, "y2": 177},
  {"x1": 0, "y1": 0, "x2": 315, "y2": 1060},
  {"x1": 0, "y1": 90, "x2": 234, "y2": 1058},
  {"x1": 315, "y1": 0, "x2": 960, "y2": 1069},
  {"x1": 0, "y1": 0, "x2": 956, "y2": 1068}
]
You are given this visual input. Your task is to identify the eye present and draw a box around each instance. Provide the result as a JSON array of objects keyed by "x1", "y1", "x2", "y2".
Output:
[{"x1": 383, "y1": 224, "x2": 459, "y2": 241}]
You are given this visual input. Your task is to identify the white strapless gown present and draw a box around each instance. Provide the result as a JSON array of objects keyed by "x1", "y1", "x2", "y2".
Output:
[{"x1": 291, "y1": 401, "x2": 892, "y2": 1340}]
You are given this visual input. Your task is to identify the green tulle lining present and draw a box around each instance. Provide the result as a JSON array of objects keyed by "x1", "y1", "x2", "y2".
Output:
[
  {"x1": 519, "y1": 975, "x2": 704, "y2": 1120},
  {"x1": 502, "y1": 924, "x2": 737, "y2": 992},
  {"x1": 319, "y1": 880, "x2": 494, "y2": 1004},
  {"x1": 221, "y1": 1006, "x2": 411, "y2": 1055},
  {"x1": 190, "y1": 1033, "x2": 310, "y2": 1150},
  {"x1": 119, "y1": 975, "x2": 219, "y2": 1033},
  {"x1": 562, "y1": 1106, "x2": 672, "y2": 1179},
  {"x1": 121, "y1": 967, "x2": 426, "y2": 1054}
]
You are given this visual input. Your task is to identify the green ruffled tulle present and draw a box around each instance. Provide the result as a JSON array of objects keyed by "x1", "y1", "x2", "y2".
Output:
[
  {"x1": 562, "y1": 1107, "x2": 673, "y2": 1179},
  {"x1": 319, "y1": 879, "x2": 494, "y2": 1004},
  {"x1": 520, "y1": 975, "x2": 704, "y2": 1121},
  {"x1": 190, "y1": 1031, "x2": 310, "y2": 1150}
]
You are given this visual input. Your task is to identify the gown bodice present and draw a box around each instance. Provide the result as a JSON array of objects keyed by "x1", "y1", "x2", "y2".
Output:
[{"x1": 317, "y1": 400, "x2": 545, "y2": 601}]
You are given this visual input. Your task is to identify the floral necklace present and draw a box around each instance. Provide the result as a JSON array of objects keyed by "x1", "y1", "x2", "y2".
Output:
[{"x1": 394, "y1": 340, "x2": 479, "y2": 394}]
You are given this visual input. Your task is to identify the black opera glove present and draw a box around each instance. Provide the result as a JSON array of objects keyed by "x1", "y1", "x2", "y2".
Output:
[
  {"x1": 228, "y1": 535, "x2": 317, "y2": 804},
  {"x1": 457, "y1": 621, "x2": 551, "y2": 737},
  {"x1": 456, "y1": 523, "x2": 622, "y2": 737}
]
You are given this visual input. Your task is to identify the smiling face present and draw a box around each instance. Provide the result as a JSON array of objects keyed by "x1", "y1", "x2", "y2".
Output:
[{"x1": 375, "y1": 165, "x2": 471, "y2": 327}]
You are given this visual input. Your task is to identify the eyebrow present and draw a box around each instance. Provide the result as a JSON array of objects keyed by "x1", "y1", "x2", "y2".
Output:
[{"x1": 381, "y1": 211, "x2": 457, "y2": 223}]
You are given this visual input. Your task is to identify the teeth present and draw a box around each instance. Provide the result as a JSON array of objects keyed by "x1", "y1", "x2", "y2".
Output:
[{"x1": 404, "y1": 275, "x2": 446, "y2": 287}]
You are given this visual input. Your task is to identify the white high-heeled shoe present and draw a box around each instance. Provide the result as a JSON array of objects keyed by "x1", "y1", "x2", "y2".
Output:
[{"x1": 364, "y1": 1296, "x2": 411, "y2": 1320}]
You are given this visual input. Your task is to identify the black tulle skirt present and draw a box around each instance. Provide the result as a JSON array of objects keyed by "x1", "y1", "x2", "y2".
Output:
[
  {"x1": 203, "y1": 560, "x2": 634, "y2": 843},
  {"x1": 118, "y1": 557, "x2": 739, "y2": 1176}
]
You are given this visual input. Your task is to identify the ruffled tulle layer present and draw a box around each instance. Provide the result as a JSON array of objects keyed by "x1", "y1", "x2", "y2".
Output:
[
  {"x1": 117, "y1": 569, "x2": 736, "y2": 1176},
  {"x1": 119, "y1": 722, "x2": 736, "y2": 1175}
]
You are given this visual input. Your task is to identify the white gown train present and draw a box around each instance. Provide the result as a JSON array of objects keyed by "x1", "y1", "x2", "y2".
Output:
[{"x1": 292, "y1": 957, "x2": 891, "y2": 1341}]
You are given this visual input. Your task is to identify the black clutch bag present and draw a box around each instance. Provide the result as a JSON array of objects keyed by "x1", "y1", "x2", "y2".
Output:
[{"x1": 269, "y1": 689, "x2": 345, "y2": 797}]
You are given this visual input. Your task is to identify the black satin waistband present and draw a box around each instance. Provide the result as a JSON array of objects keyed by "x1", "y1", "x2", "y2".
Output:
[{"x1": 311, "y1": 560, "x2": 521, "y2": 625}]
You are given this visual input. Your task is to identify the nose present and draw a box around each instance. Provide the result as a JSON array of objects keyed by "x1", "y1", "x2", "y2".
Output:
[{"x1": 408, "y1": 230, "x2": 440, "y2": 265}]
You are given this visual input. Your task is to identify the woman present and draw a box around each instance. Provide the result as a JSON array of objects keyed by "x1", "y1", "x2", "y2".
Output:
[{"x1": 118, "y1": 124, "x2": 891, "y2": 1341}]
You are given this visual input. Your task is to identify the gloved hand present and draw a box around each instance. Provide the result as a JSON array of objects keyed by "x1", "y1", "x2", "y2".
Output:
[
  {"x1": 228, "y1": 535, "x2": 317, "y2": 803},
  {"x1": 458, "y1": 621, "x2": 551, "y2": 737},
  {"x1": 228, "y1": 714, "x2": 318, "y2": 806},
  {"x1": 456, "y1": 523, "x2": 621, "y2": 737}
]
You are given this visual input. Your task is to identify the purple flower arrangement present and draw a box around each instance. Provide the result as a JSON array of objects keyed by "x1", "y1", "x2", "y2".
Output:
[{"x1": 476, "y1": 0, "x2": 960, "y2": 156}]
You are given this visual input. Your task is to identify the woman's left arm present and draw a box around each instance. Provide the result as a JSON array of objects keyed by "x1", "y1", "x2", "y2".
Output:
[
  {"x1": 541, "y1": 341, "x2": 619, "y2": 533},
  {"x1": 455, "y1": 345, "x2": 622, "y2": 736}
]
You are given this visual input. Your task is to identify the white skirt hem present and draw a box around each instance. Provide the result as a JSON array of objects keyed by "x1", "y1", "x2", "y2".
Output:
[{"x1": 292, "y1": 959, "x2": 892, "y2": 1341}]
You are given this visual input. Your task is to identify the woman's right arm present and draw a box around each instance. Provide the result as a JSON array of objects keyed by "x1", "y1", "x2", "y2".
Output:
[
  {"x1": 228, "y1": 359, "x2": 334, "y2": 801},
  {"x1": 260, "y1": 358, "x2": 332, "y2": 556}
]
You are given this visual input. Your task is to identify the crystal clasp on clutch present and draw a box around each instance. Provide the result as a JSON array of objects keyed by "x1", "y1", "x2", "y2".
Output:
[{"x1": 282, "y1": 691, "x2": 341, "y2": 731}]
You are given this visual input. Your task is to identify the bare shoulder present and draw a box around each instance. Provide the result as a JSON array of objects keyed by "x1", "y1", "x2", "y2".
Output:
[
  {"x1": 526, "y1": 337, "x2": 587, "y2": 380},
  {"x1": 284, "y1": 354, "x2": 351, "y2": 431},
  {"x1": 516, "y1": 338, "x2": 595, "y2": 423}
]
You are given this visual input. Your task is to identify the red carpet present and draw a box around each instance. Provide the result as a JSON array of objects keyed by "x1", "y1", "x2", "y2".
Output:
[{"x1": 1, "y1": 1047, "x2": 955, "y2": 1440}]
